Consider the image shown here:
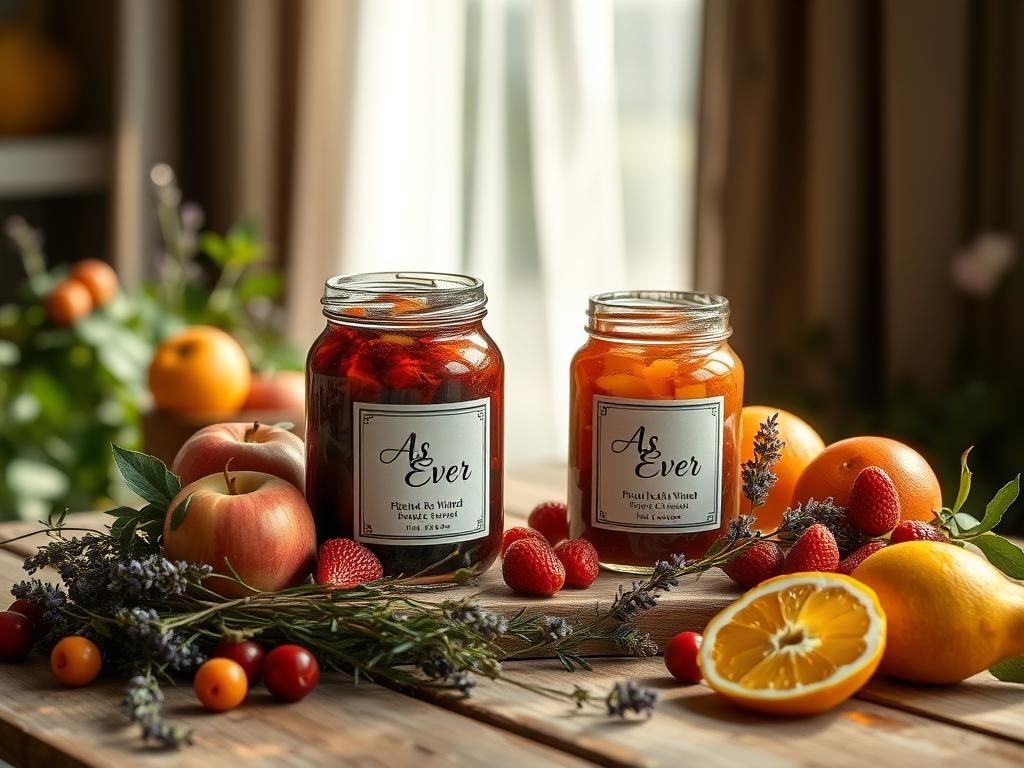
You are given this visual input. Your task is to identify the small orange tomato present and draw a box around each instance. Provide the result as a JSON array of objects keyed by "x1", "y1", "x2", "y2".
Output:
[
  {"x1": 46, "y1": 279, "x2": 93, "y2": 327},
  {"x1": 193, "y1": 657, "x2": 248, "y2": 712},
  {"x1": 50, "y1": 636, "x2": 102, "y2": 687},
  {"x1": 70, "y1": 259, "x2": 119, "y2": 307}
]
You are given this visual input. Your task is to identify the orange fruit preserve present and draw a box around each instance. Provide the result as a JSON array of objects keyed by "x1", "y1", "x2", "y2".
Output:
[{"x1": 568, "y1": 292, "x2": 743, "y2": 572}]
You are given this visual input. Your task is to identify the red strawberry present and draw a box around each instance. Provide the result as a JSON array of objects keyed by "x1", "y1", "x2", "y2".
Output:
[
  {"x1": 847, "y1": 467, "x2": 902, "y2": 536},
  {"x1": 890, "y1": 520, "x2": 949, "y2": 544},
  {"x1": 501, "y1": 526, "x2": 548, "y2": 556},
  {"x1": 723, "y1": 540, "x2": 785, "y2": 588},
  {"x1": 837, "y1": 540, "x2": 887, "y2": 575},
  {"x1": 784, "y1": 523, "x2": 840, "y2": 573},
  {"x1": 553, "y1": 538, "x2": 599, "y2": 588},
  {"x1": 502, "y1": 538, "x2": 565, "y2": 596},
  {"x1": 527, "y1": 501, "x2": 569, "y2": 545},
  {"x1": 316, "y1": 538, "x2": 384, "y2": 589}
]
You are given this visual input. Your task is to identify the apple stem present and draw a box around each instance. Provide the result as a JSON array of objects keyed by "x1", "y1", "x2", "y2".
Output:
[
  {"x1": 244, "y1": 421, "x2": 261, "y2": 443},
  {"x1": 223, "y1": 458, "x2": 238, "y2": 495}
]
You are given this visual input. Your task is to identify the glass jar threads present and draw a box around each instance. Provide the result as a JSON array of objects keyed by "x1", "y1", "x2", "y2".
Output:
[
  {"x1": 305, "y1": 272, "x2": 504, "y2": 578},
  {"x1": 568, "y1": 291, "x2": 743, "y2": 573}
]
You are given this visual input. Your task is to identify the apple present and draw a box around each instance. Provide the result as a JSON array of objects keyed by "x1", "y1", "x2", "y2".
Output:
[
  {"x1": 243, "y1": 370, "x2": 305, "y2": 412},
  {"x1": 163, "y1": 468, "x2": 317, "y2": 598},
  {"x1": 172, "y1": 421, "x2": 304, "y2": 490}
]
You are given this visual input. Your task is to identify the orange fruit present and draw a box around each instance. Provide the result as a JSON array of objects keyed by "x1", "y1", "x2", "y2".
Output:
[
  {"x1": 699, "y1": 572, "x2": 886, "y2": 715},
  {"x1": 741, "y1": 406, "x2": 825, "y2": 531},
  {"x1": 70, "y1": 259, "x2": 119, "y2": 307},
  {"x1": 149, "y1": 326, "x2": 252, "y2": 416},
  {"x1": 793, "y1": 436, "x2": 941, "y2": 522},
  {"x1": 46, "y1": 279, "x2": 93, "y2": 327}
]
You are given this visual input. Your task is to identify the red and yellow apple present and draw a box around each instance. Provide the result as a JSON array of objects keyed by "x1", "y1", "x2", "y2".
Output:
[
  {"x1": 243, "y1": 370, "x2": 304, "y2": 413},
  {"x1": 172, "y1": 421, "x2": 304, "y2": 490},
  {"x1": 163, "y1": 469, "x2": 317, "y2": 597}
]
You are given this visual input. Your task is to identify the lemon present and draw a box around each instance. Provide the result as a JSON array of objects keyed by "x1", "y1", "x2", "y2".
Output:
[
  {"x1": 852, "y1": 541, "x2": 1024, "y2": 683},
  {"x1": 699, "y1": 572, "x2": 886, "y2": 715}
]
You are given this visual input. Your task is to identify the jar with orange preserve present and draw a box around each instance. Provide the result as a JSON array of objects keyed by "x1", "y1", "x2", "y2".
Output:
[
  {"x1": 568, "y1": 291, "x2": 743, "y2": 573},
  {"x1": 306, "y1": 272, "x2": 504, "y2": 578}
]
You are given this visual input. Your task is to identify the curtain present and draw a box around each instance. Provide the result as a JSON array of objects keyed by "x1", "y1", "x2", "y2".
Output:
[
  {"x1": 285, "y1": 0, "x2": 703, "y2": 462},
  {"x1": 696, "y1": 0, "x2": 1024, "y2": 415}
]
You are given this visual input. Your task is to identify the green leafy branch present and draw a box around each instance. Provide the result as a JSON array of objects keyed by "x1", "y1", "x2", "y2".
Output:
[{"x1": 931, "y1": 447, "x2": 1023, "y2": 578}]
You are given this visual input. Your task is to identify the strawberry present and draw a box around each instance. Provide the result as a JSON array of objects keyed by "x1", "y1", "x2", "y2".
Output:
[
  {"x1": 890, "y1": 520, "x2": 949, "y2": 544},
  {"x1": 501, "y1": 526, "x2": 548, "y2": 556},
  {"x1": 553, "y1": 538, "x2": 599, "y2": 588},
  {"x1": 847, "y1": 467, "x2": 902, "y2": 536},
  {"x1": 502, "y1": 538, "x2": 566, "y2": 596},
  {"x1": 784, "y1": 523, "x2": 840, "y2": 573},
  {"x1": 837, "y1": 540, "x2": 887, "y2": 575},
  {"x1": 316, "y1": 538, "x2": 384, "y2": 589},
  {"x1": 723, "y1": 540, "x2": 785, "y2": 588},
  {"x1": 527, "y1": 501, "x2": 569, "y2": 545}
]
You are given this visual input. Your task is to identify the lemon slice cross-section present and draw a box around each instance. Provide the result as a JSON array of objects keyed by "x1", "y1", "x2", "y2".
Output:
[{"x1": 699, "y1": 572, "x2": 887, "y2": 715}]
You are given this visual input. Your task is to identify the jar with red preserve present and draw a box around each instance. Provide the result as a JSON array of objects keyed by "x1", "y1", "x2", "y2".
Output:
[
  {"x1": 568, "y1": 291, "x2": 743, "y2": 573},
  {"x1": 306, "y1": 272, "x2": 504, "y2": 578}
]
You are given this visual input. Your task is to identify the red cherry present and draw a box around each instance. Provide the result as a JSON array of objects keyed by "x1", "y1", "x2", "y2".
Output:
[
  {"x1": 263, "y1": 644, "x2": 320, "y2": 702},
  {"x1": 0, "y1": 610, "x2": 36, "y2": 662},
  {"x1": 664, "y1": 631, "x2": 702, "y2": 684},
  {"x1": 8, "y1": 599, "x2": 48, "y2": 641},
  {"x1": 212, "y1": 639, "x2": 266, "y2": 685}
]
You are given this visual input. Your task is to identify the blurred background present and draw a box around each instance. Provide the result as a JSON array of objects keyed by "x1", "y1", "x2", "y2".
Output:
[{"x1": 0, "y1": 0, "x2": 1021, "y2": 526}]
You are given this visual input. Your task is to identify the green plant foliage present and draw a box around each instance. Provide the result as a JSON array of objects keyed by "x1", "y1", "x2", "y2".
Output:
[{"x1": 0, "y1": 168, "x2": 301, "y2": 521}]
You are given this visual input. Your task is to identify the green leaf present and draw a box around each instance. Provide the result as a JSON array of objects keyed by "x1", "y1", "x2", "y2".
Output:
[
  {"x1": 111, "y1": 445, "x2": 181, "y2": 508},
  {"x1": 989, "y1": 657, "x2": 1024, "y2": 684},
  {"x1": 237, "y1": 272, "x2": 282, "y2": 302},
  {"x1": 960, "y1": 475, "x2": 1020, "y2": 537},
  {"x1": 169, "y1": 493, "x2": 192, "y2": 531},
  {"x1": 952, "y1": 447, "x2": 973, "y2": 514},
  {"x1": 200, "y1": 233, "x2": 230, "y2": 266},
  {"x1": 971, "y1": 534, "x2": 1024, "y2": 579}
]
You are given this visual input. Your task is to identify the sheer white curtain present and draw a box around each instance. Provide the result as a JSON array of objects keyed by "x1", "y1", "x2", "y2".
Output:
[{"x1": 287, "y1": 0, "x2": 702, "y2": 462}]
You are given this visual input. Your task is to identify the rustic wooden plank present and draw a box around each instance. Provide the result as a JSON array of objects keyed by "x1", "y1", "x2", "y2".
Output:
[
  {"x1": 0, "y1": 512, "x2": 744, "y2": 657},
  {"x1": 416, "y1": 657, "x2": 1024, "y2": 768},
  {"x1": 0, "y1": 547, "x2": 594, "y2": 768},
  {"x1": 859, "y1": 673, "x2": 1024, "y2": 745}
]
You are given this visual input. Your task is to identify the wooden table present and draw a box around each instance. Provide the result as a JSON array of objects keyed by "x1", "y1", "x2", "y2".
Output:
[{"x1": 0, "y1": 465, "x2": 1022, "y2": 767}]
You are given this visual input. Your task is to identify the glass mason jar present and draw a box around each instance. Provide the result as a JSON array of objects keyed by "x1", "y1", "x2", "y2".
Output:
[
  {"x1": 568, "y1": 291, "x2": 743, "y2": 573},
  {"x1": 305, "y1": 272, "x2": 504, "y2": 578}
]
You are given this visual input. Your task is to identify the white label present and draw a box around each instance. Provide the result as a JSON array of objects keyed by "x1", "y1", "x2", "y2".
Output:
[
  {"x1": 353, "y1": 398, "x2": 490, "y2": 544},
  {"x1": 592, "y1": 394, "x2": 724, "y2": 533}
]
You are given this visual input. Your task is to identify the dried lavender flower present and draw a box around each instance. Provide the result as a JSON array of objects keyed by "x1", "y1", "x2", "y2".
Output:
[
  {"x1": 741, "y1": 413, "x2": 784, "y2": 509},
  {"x1": 541, "y1": 616, "x2": 573, "y2": 643},
  {"x1": 449, "y1": 605, "x2": 509, "y2": 639},
  {"x1": 122, "y1": 675, "x2": 192, "y2": 748},
  {"x1": 606, "y1": 680, "x2": 658, "y2": 718},
  {"x1": 780, "y1": 497, "x2": 855, "y2": 553}
]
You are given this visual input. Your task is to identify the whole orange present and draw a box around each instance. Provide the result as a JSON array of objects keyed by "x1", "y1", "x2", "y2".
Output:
[
  {"x1": 46, "y1": 279, "x2": 93, "y2": 327},
  {"x1": 793, "y1": 436, "x2": 942, "y2": 522},
  {"x1": 149, "y1": 326, "x2": 251, "y2": 416},
  {"x1": 70, "y1": 259, "x2": 119, "y2": 307},
  {"x1": 741, "y1": 406, "x2": 826, "y2": 530}
]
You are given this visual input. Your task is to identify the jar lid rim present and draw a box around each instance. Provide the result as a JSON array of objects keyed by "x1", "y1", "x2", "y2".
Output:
[
  {"x1": 322, "y1": 271, "x2": 487, "y2": 326},
  {"x1": 587, "y1": 290, "x2": 732, "y2": 342}
]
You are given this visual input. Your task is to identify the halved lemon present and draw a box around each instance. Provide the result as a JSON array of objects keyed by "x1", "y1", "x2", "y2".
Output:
[{"x1": 698, "y1": 572, "x2": 887, "y2": 715}]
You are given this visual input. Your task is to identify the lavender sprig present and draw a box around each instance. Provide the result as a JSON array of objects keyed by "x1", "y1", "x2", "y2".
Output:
[{"x1": 741, "y1": 412, "x2": 784, "y2": 510}]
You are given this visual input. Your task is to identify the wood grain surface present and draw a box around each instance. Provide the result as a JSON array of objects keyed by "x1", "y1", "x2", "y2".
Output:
[{"x1": 1, "y1": 464, "x2": 1022, "y2": 767}]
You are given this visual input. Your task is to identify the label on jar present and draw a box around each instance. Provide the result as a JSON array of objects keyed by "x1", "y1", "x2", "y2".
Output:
[
  {"x1": 353, "y1": 398, "x2": 490, "y2": 544},
  {"x1": 592, "y1": 394, "x2": 724, "y2": 534}
]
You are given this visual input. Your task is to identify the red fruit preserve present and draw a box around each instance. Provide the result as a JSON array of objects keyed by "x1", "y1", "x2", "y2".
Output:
[
  {"x1": 568, "y1": 291, "x2": 743, "y2": 573},
  {"x1": 306, "y1": 272, "x2": 504, "y2": 577}
]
